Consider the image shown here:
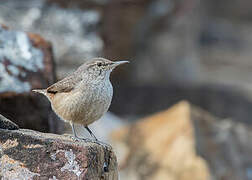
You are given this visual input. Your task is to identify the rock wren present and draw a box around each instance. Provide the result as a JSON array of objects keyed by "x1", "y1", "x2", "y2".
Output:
[{"x1": 32, "y1": 57, "x2": 128, "y2": 141}]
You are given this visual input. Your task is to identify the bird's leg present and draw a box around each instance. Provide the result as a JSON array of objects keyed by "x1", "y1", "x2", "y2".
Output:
[
  {"x1": 84, "y1": 126, "x2": 98, "y2": 141},
  {"x1": 83, "y1": 126, "x2": 112, "y2": 148},
  {"x1": 70, "y1": 123, "x2": 82, "y2": 141}
]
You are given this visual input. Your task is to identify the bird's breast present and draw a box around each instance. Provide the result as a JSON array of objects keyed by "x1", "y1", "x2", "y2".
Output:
[
  {"x1": 52, "y1": 80, "x2": 113, "y2": 125},
  {"x1": 77, "y1": 81, "x2": 113, "y2": 124}
]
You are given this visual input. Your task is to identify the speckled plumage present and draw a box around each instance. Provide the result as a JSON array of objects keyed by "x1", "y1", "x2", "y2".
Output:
[{"x1": 33, "y1": 57, "x2": 128, "y2": 139}]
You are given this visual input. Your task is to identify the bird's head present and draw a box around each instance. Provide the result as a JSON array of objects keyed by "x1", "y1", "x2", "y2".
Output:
[{"x1": 78, "y1": 57, "x2": 129, "y2": 81}]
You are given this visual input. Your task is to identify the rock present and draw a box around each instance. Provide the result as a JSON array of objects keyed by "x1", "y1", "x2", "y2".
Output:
[
  {"x1": 111, "y1": 101, "x2": 210, "y2": 180},
  {"x1": 192, "y1": 104, "x2": 252, "y2": 180},
  {"x1": 0, "y1": 128, "x2": 118, "y2": 180},
  {"x1": 0, "y1": 25, "x2": 61, "y2": 133},
  {"x1": 111, "y1": 100, "x2": 252, "y2": 180},
  {"x1": 0, "y1": 114, "x2": 19, "y2": 130},
  {"x1": 0, "y1": 25, "x2": 55, "y2": 94}
]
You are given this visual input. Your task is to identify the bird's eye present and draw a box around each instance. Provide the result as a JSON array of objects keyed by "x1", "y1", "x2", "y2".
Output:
[{"x1": 97, "y1": 62, "x2": 102, "y2": 67}]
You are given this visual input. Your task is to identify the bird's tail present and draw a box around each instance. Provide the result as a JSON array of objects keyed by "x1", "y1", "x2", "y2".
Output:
[{"x1": 32, "y1": 89, "x2": 47, "y2": 95}]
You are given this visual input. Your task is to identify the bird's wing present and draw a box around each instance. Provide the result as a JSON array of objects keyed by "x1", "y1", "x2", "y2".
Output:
[{"x1": 47, "y1": 73, "x2": 82, "y2": 94}]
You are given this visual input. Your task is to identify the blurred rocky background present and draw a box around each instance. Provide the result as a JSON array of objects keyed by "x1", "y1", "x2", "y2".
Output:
[{"x1": 1, "y1": 0, "x2": 252, "y2": 179}]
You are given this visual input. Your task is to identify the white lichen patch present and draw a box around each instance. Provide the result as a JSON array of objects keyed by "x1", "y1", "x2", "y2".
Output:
[
  {"x1": 1, "y1": 155, "x2": 40, "y2": 180},
  {"x1": 0, "y1": 63, "x2": 31, "y2": 93},
  {"x1": 61, "y1": 149, "x2": 82, "y2": 177},
  {"x1": 49, "y1": 175, "x2": 58, "y2": 180},
  {"x1": 1, "y1": 139, "x2": 19, "y2": 150},
  {"x1": 50, "y1": 152, "x2": 57, "y2": 161},
  {"x1": 0, "y1": 25, "x2": 44, "y2": 93},
  {"x1": 0, "y1": 26, "x2": 44, "y2": 71},
  {"x1": 50, "y1": 149, "x2": 82, "y2": 177},
  {"x1": 7, "y1": 65, "x2": 20, "y2": 76}
]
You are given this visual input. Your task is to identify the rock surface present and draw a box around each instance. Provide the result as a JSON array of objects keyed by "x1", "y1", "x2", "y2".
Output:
[
  {"x1": 0, "y1": 128, "x2": 118, "y2": 179},
  {"x1": 0, "y1": 114, "x2": 19, "y2": 130},
  {"x1": 111, "y1": 101, "x2": 210, "y2": 180},
  {"x1": 0, "y1": 25, "x2": 61, "y2": 133}
]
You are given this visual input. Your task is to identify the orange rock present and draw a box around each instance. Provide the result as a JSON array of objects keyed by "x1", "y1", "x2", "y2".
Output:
[{"x1": 111, "y1": 101, "x2": 210, "y2": 180}]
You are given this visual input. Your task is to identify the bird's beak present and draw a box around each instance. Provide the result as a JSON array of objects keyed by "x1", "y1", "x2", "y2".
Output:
[{"x1": 111, "y1": 60, "x2": 129, "y2": 68}]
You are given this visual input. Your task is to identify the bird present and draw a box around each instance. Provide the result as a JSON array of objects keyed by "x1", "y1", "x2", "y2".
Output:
[{"x1": 32, "y1": 57, "x2": 129, "y2": 141}]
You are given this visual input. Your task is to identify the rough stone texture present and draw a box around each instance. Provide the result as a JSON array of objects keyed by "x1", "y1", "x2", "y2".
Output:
[
  {"x1": 0, "y1": 25, "x2": 60, "y2": 133},
  {"x1": 111, "y1": 101, "x2": 210, "y2": 180},
  {"x1": 0, "y1": 128, "x2": 118, "y2": 180},
  {"x1": 0, "y1": 114, "x2": 19, "y2": 130}
]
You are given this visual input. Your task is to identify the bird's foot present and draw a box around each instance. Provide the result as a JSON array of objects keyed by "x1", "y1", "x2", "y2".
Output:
[
  {"x1": 69, "y1": 135, "x2": 111, "y2": 148},
  {"x1": 68, "y1": 134, "x2": 88, "y2": 142},
  {"x1": 94, "y1": 140, "x2": 112, "y2": 149},
  {"x1": 80, "y1": 138, "x2": 96, "y2": 143},
  {"x1": 70, "y1": 136, "x2": 82, "y2": 142},
  {"x1": 80, "y1": 138, "x2": 112, "y2": 148}
]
